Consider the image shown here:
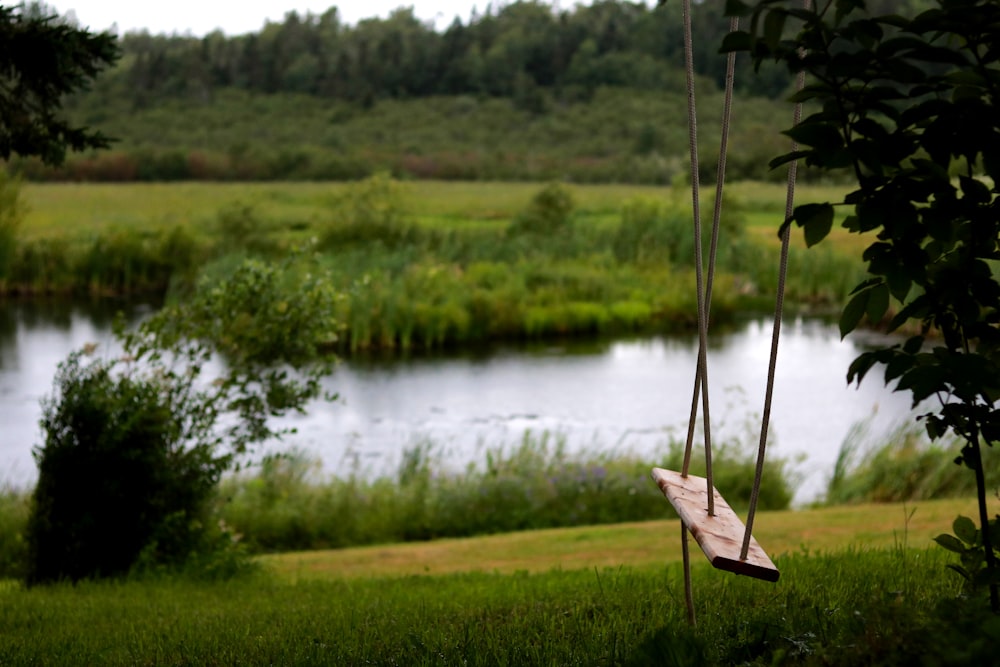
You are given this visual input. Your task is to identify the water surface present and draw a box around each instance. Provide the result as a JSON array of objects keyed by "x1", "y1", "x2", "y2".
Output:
[{"x1": 0, "y1": 302, "x2": 917, "y2": 503}]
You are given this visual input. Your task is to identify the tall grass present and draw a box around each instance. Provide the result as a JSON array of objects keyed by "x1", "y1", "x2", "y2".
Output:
[
  {"x1": 0, "y1": 485, "x2": 28, "y2": 580},
  {"x1": 0, "y1": 545, "x2": 977, "y2": 666},
  {"x1": 216, "y1": 429, "x2": 797, "y2": 554},
  {"x1": 824, "y1": 419, "x2": 1000, "y2": 505},
  {"x1": 5, "y1": 178, "x2": 864, "y2": 340}
]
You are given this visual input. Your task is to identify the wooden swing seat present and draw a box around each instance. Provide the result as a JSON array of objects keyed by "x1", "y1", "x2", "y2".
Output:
[{"x1": 651, "y1": 468, "x2": 780, "y2": 582}]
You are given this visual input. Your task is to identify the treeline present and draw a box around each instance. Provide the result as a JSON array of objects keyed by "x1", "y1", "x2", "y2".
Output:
[
  {"x1": 87, "y1": 0, "x2": 933, "y2": 106},
  {"x1": 28, "y1": 0, "x2": 933, "y2": 184},
  {"x1": 96, "y1": 1, "x2": 786, "y2": 107}
]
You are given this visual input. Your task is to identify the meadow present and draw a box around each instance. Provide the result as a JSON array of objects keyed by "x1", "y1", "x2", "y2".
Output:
[
  {"x1": 3, "y1": 176, "x2": 995, "y2": 661},
  {"x1": 0, "y1": 498, "x2": 992, "y2": 666},
  {"x1": 3, "y1": 178, "x2": 865, "y2": 351}
]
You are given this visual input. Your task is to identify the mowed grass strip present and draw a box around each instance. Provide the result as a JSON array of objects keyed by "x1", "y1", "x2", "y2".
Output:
[
  {"x1": 20, "y1": 180, "x2": 858, "y2": 244},
  {"x1": 263, "y1": 497, "x2": 990, "y2": 581},
  {"x1": 19, "y1": 181, "x2": 672, "y2": 240}
]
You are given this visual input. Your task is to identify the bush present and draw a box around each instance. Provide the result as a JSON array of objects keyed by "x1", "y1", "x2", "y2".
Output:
[
  {"x1": 320, "y1": 172, "x2": 420, "y2": 250},
  {"x1": 25, "y1": 255, "x2": 340, "y2": 584},
  {"x1": 506, "y1": 182, "x2": 575, "y2": 238},
  {"x1": 26, "y1": 351, "x2": 224, "y2": 584}
]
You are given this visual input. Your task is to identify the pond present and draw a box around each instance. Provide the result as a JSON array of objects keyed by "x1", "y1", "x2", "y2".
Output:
[{"x1": 0, "y1": 301, "x2": 918, "y2": 504}]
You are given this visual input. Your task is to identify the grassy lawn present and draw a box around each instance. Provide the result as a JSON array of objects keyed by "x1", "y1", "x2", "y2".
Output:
[
  {"x1": 264, "y1": 496, "x2": 991, "y2": 581},
  {"x1": 19, "y1": 180, "x2": 860, "y2": 246},
  {"x1": 0, "y1": 498, "x2": 986, "y2": 665}
]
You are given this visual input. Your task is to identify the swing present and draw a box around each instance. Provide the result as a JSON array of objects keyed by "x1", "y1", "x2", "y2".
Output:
[{"x1": 650, "y1": 0, "x2": 806, "y2": 599}]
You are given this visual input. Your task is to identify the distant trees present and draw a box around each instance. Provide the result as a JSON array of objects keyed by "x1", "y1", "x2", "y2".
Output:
[
  {"x1": 0, "y1": 3, "x2": 118, "y2": 164},
  {"x1": 93, "y1": 0, "x2": 824, "y2": 109}
]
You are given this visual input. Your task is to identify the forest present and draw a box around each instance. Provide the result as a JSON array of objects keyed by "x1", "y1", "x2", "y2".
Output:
[{"x1": 14, "y1": 0, "x2": 933, "y2": 183}]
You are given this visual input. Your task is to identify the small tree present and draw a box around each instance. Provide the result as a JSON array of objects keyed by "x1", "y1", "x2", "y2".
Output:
[
  {"x1": 0, "y1": 4, "x2": 119, "y2": 165},
  {"x1": 725, "y1": 0, "x2": 1000, "y2": 609},
  {"x1": 26, "y1": 256, "x2": 339, "y2": 583}
]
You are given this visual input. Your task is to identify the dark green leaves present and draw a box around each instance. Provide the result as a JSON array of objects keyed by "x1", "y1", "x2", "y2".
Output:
[
  {"x1": 840, "y1": 281, "x2": 889, "y2": 338},
  {"x1": 782, "y1": 121, "x2": 845, "y2": 153},
  {"x1": 0, "y1": 7, "x2": 120, "y2": 164},
  {"x1": 791, "y1": 202, "x2": 834, "y2": 247}
]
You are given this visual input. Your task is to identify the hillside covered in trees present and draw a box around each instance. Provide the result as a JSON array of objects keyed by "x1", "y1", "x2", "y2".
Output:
[{"x1": 23, "y1": 0, "x2": 933, "y2": 183}]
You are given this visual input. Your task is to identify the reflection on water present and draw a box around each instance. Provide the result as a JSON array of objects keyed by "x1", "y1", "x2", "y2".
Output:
[{"x1": 0, "y1": 302, "x2": 917, "y2": 504}]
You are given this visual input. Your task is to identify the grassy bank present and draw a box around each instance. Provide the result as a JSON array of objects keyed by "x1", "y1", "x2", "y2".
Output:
[
  {"x1": 264, "y1": 496, "x2": 995, "y2": 579},
  {"x1": 0, "y1": 499, "x2": 991, "y2": 665},
  {"x1": 3, "y1": 179, "x2": 864, "y2": 348}
]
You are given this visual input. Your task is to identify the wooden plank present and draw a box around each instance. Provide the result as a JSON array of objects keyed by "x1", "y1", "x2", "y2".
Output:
[{"x1": 651, "y1": 468, "x2": 780, "y2": 582}]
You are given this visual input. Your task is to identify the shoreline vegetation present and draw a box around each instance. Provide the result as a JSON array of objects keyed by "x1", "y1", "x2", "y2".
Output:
[
  {"x1": 1, "y1": 178, "x2": 864, "y2": 353},
  {"x1": 2, "y1": 419, "x2": 996, "y2": 580}
]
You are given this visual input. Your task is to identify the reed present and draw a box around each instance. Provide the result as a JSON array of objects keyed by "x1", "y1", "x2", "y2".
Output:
[
  {"x1": 0, "y1": 544, "x2": 973, "y2": 666},
  {"x1": 214, "y1": 428, "x2": 796, "y2": 554},
  {"x1": 824, "y1": 419, "x2": 999, "y2": 505}
]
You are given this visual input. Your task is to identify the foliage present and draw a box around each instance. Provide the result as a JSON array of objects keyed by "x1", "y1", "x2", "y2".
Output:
[
  {"x1": 76, "y1": 1, "x2": 791, "y2": 108},
  {"x1": 0, "y1": 170, "x2": 25, "y2": 282},
  {"x1": 217, "y1": 428, "x2": 796, "y2": 553},
  {"x1": 935, "y1": 515, "x2": 1000, "y2": 591},
  {"x1": 506, "y1": 181, "x2": 575, "y2": 238},
  {"x1": 0, "y1": 3, "x2": 118, "y2": 164},
  {"x1": 21, "y1": 85, "x2": 808, "y2": 184},
  {"x1": 26, "y1": 350, "x2": 225, "y2": 583},
  {"x1": 24, "y1": 255, "x2": 339, "y2": 584},
  {"x1": 319, "y1": 172, "x2": 419, "y2": 250},
  {"x1": 0, "y1": 546, "x2": 971, "y2": 666},
  {"x1": 727, "y1": 0, "x2": 1000, "y2": 608},
  {"x1": 824, "y1": 419, "x2": 995, "y2": 504}
]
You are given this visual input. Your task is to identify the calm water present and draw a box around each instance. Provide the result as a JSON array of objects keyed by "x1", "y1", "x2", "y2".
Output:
[{"x1": 0, "y1": 301, "x2": 917, "y2": 503}]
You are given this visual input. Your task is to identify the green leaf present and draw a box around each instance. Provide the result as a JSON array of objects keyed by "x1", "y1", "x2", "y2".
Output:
[
  {"x1": 840, "y1": 289, "x2": 868, "y2": 339},
  {"x1": 795, "y1": 203, "x2": 834, "y2": 248},
  {"x1": 762, "y1": 9, "x2": 786, "y2": 51},
  {"x1": 934, "y1": 533, "x2": 967, "y2": 554},
  {"x1": 724, "y1": 0, "x2": 752, "y2": 17},
  {"x1": 885, "y1": 268, "x2": 911, "y2": 303},
  {"x1": 865, "y1": 282, "x2": 889, "y2": 324},
  {"x1": 960, "y1": 176, "x2": 991, "y2": 204},
  {"x1": 768, "y1": 150, "x2": 811, "y2": 170},
  {"x1": 954, "y1": 516, "x2": 979, "y2": 545},
  {"x1": 884, "y1": 353, "x2": 914, "y2": 383},
  {"x1": 783, "y1": 122, "x2": 845, "y2": 152},
  {"x1": 902, "y1": 336, "x2": 924, "y2": 354},
  {"x1": 847, "y1": 352, "x2": 877, "y2": 386},
  {"x1": 720, "y1": 31, "x2": 753, "y2": 53}
]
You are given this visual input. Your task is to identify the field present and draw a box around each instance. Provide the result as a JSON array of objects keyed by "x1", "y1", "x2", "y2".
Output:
[
  {"x1": 4, "y1": 181, "x2": 996, "y2": 664},
  {"x1": 19, "y1": 180, "x2": 857, "y2": 248},
  {"x1": 0, "y1": 498, "x2": 989, "y2": 666},
  {"x1": 0, "y1": 179, "x2": 870, "y2": 351}
]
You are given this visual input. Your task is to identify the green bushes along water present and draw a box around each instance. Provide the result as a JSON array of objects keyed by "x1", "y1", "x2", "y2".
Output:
[{"x1": 3, "y1": 177, "x2": 864, "y2": 351}]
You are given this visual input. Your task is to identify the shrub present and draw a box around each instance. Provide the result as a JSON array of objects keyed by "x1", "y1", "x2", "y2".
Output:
[
  {"x1": 26, "y1": 351, "x2": 224, "y2": 584},
  {"x1": 320, "y1": 172, "x2": 420, "y2": 250},
  {"x1": 25, "y1": 255, "x2": 340, "y2": 584},
  {"x1": 506, "y1": 182, "x2": 575, "y2": 238}
]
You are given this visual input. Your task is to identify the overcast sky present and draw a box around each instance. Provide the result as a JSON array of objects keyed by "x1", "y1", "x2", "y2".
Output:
[{"x1": 56, "y1": 1, "x2": 547, "y2": 36}]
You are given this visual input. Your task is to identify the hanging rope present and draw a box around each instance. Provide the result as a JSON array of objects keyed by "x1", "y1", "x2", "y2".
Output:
[
  {"x1": 740, "y1": 0, "x2": 810, "y2": 561},
  {"x1": 679, "y1": 0, "x2": 740, "y2": 624},
  {"x1": 679, "y1": 2, "x2": 718, "y2": 524}
]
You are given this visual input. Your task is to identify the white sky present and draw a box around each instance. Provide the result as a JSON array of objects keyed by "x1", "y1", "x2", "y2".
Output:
[{"x1": 56, "y1": 1, "x2": 536, "y2": 36}]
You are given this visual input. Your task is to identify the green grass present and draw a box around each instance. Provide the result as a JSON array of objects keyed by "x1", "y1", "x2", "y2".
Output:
[
  {"x1": 17, "y1": 181, "x2": 673, "y2": 242},
  {"x1": 4, "y1": 179, "x2": 866, "y2": 345},
  {"x1": 0, "y1": 501, "x2": 988, "y2": 665},
  {"x1": 264, "y1": 497, "x2": 997, "y2": 580},
  {"x1": 213, "y1": 430, "x2": 797, "y2": 554}
]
